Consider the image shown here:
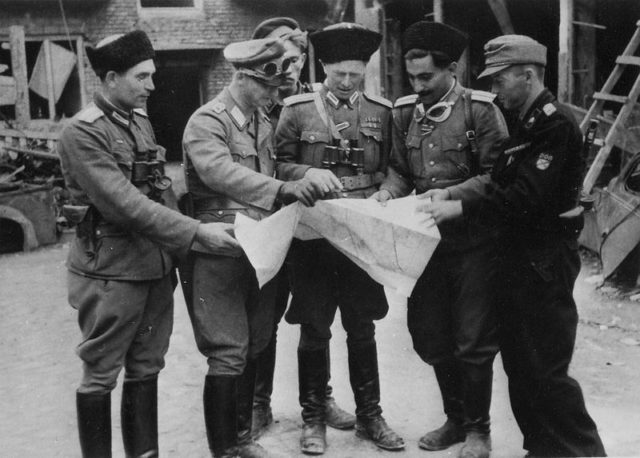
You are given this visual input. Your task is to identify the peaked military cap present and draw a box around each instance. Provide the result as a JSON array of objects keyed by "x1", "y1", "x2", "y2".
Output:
[
  {"x1": 252, "y1": 16, "x2": 308, "y2": 50},
  {"x1": 224, "y1": 38, "x2": 287, "y2": 86},
  {"x1": 478, "y1": 35, "x2": 547, "y2": 78},
  {"x1": 86, "y1": 30, "x2": 155, "y2": 79},
  {"x1": 402, "y1": 21, "x2": 468, "y2": 61},
  {"x1": 310, "y1": 22, "x2": 381, "y2": 64}
]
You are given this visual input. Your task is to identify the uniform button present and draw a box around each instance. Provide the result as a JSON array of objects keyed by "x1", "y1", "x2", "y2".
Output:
[
  {"x1": 457, "y1": 143, "x2": 463, "y2": 149},
  {"x1": 95, "y1": 230, "x2": 101, "y2": 235},
  {"x1": 342, "y1": 192, "x2": 348, "y2": 198},
  {"x1": 429, "y1": 143, "x2": 434, "y2": 148},
  {"x1": 429, "y1": 161, "x2": 435, "y2": 166},
  {"x1": 217, "y1": 210, "x2": 223, "y2": 215},
  {"x1": 431, "y1": 177, "x2": 436, "y2": 182},
  {"x1": 310, "y1": 135, "x2": 316, "y2": 141}
]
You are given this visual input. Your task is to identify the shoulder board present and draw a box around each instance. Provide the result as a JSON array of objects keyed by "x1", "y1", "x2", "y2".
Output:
[
  {"x1": 133, "y1": 108, "x2": 148, "y2": 117},
  {"x1": 542, "y1": 103, "x2": 557, "y2": 116},
  {"x1": 211, "y1": 100, "x2": 225, "y2": 114},
  {"x1": 284, "y1": 92, "x2": 316, "y2": 106},
  {"x1": 394, "y1": 94, "x2": 418, "y2": 108},
  {"x1": 363, "y1": 92, "x2": 392, "y2": 109},
  {"x1": 310, "y1": 82, "x2": 323, "y2": 92},
  {"x1": 76, "y1": 104, "x2": 105, "y2": 123},
  {"x1": 470, "y1": 90, "x2": 497, "y2": 103}
]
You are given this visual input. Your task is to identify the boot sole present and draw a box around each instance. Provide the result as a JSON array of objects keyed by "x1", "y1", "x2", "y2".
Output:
[
  {"x1": 355, "y1": 429, "x2": 405, "y2": 451},
  {"x1": 418, "y1": 436, "x2": 465, "y2": 451},
  {"x1": 326, "y1": 420, "x2": 355, "y2": 430}
]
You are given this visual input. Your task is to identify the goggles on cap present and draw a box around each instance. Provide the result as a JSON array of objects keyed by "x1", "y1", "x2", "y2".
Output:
[{"x1": 240, "y1": 57, "x2": 291, "y2": 80}]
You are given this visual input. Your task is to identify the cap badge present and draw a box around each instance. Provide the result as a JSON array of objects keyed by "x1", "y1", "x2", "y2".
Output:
[{"x1": 536, "y1": 153, "x2": 553, "y2": 170}]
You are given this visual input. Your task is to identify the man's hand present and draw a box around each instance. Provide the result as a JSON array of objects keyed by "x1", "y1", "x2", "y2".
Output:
[
  {"x1": 304, "y1": 168, "x2": 343, "y2": 197},
  {"x1": 369, "y1": 189, "x2": 393, "y2": 206},
  {"x1": 194, "y1": 222, "x2": 243, "y2": 257},
  {"x1": 278, "y1": 179, "x2": 318, "y2": 207},
  {"x1": 416, "y1": 200, "x2": 463, "y2": 226},
  {"x1": 417, "y1": 188, "x2": 450, "y2": 202}
]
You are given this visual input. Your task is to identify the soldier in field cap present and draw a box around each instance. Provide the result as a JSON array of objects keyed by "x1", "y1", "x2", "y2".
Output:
[
  {"x1": 58, "y1": 29, "x2": 241, "y2": 458},
  {"x1": 372, "y1": 20, "x2": 508, "y2": 458},
  {"x1": 276, "y1": 22, "x2": 405, "y2": 454},
  {"x1": 418, "y1": 34, "x2": 606, "y2": 457},
  {"x1": 182, "y1": 37, "x2": 318, "y2": 458},
  {"x1": 249, "y1": 17, "x2": 357, "y2": 440}
]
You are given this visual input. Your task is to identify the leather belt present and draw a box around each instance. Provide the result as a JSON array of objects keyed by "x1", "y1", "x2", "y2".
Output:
[
  {"x1": 339, "y1": 173, "x2": 381, "y2": 191},
  {"x1": 193, "y1": 195, "x2": 247, "y2": 212}
]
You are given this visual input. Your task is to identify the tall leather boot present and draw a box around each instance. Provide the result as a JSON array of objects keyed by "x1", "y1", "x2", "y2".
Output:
[
  {"x1": 235, "y1": 360, "x2": 273, "y2": 457},
  {"x1": 458, "y1": 363, "x2": 493, "y2": 458},
  {"x1": 298, "y1": 347, "x2": 329, "y2": 455},
  {"x1": 349, "y1": 340, "x2": 405, "y2": 451},
  {"x1": 204, "y1": 375, "x2": 238, "y2": 457},
  {"x1": 419, "y1": 359, "x2": 466, "y2": 451},
  {"x1": 77, "y1": 391, "x2": 112, "y2": 458},
  {"x1": 325, "y1": 348, "x2": 356, "y2": 430},
  {"x1": 121, "y1": 377, "x2": 159, "y2": 458},
  {"x1": 252, "y1": 336, "x2": 276, "y2": 439}
]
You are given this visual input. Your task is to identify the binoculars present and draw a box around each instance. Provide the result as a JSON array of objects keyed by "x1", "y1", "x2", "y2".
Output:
[
  {"x1": 131, "y1": 149, "x2": 172, "y2": 197},
  {"x1": 322, "y1": 139, "x2": 365, "y2": 174}
]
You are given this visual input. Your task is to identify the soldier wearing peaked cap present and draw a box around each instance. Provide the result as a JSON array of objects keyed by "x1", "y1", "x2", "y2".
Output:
[
  {"x1": 249, "y1": 18, "x2": 356, "y2": 440},
  {"x1": 182, "y1": 37, "x2": 319, "y2": 458},
  {"x1": 372, "y1": 20, "x2": 508, "y2": 458},
  {"x1": 276, "y1": 22, "x2": 405, "y2": 455},
  {"x1": 422, "y1": 34, "x2": 606, "y2": 457},
  {"x1": 57, "y1": 30, "x2": 241, "y2": 458}
]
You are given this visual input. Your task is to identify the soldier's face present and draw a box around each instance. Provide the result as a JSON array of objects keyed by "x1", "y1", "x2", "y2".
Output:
[
  {"x1": 490, "y1": 66, "x2": 528, "y2": 111},
  {"x1": 281, "y1": 40, "x2": 306, "y2": 93},
  {"x1": 405, "y1": 55, "x2": 454, "y2": 106},
  {"x1": 108, "y1": 59, "x2": 155, "y2": 111},
  {"x1": 245, "y1": 76, "x2": 279, "y2": 108},
  {"x1": 322, "y1": 60, "x2": 366, "y2": 100}
]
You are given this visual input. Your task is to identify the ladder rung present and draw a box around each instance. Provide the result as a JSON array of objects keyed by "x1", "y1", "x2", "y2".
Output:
[
  {"x1": 616, "y1": 56, "x2": 640, "y2": 66},
  {"x1": 593, "y1": 92, "x2": 628, "y2": 104}
]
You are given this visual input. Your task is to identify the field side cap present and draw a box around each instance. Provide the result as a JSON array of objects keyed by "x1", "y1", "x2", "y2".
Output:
[{"x1": 478, "y1": 34, "x2": 547, "y2": 79}]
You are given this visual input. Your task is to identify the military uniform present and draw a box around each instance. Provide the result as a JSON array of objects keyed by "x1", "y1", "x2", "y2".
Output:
[
  {"x1": 275, "y1": 22, "x2": 405, "y2": 454},
  {"x1": 459, "y1": 35, "x2": 606, "y2": 457},
  {"x1": 182, "y1": 36, "x2": 297, "y2": 458},
  {"x1": 380, "y1": 81, "x2": 507, "y2": 437},
  {"x1": 462, "y1": 89, "x2": 605, "y2": 457},
  {"x1": 183, "y1": 85, "x2": 281, "y2": 375},
  {"x1": 58, "y1": 29, "x2": 200, "y2": 458}
]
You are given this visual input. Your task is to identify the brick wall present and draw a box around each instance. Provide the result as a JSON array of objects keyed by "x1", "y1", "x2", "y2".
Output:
[{"x1": 0, "y1": 0, "x2": 328, "y2": 108}]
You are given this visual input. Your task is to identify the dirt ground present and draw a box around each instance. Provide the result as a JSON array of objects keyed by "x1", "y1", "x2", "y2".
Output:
[{"x1": 1, "y1": 243, "x2": 639, "y2": 457}]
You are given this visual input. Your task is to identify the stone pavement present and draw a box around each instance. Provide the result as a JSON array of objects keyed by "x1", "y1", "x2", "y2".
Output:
[{"x1": 1, "y1": 243, "x2": 638, "y2": 457}]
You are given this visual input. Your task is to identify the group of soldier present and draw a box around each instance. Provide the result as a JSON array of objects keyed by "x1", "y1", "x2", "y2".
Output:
[{"x1": 56, "y1": 14, "x2": 607, "y2": 458}]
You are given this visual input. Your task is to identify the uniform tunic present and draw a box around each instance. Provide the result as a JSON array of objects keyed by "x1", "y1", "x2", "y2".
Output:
[
  {"x1": 379, "y1": 82, "x2": 508, "y2": 368},
  {"x1": 57, "y1": 93, "x2": 199, "y2": 392},
  {"x1": 275, "y1": 86, "x2": 392, "y2": 346},
  {"x1": 462, "y1": 89, "x2": 606, "y2": 456},
  {"x1": 183, "y1": 87, "x2": 283, "y2": 376}
]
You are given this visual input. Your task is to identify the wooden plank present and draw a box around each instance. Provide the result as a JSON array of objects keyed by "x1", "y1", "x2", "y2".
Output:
[
  {"x1": 0, "y1": 127, "x2": 60, "y2": 141},
  {"x1": 76, "y1": 36, "x2": 87, "y2": 108},
  {"x1": 9, "y1": 26, "x2": 30, "y2": 124},
  {"x1": 616, "y1": 55, "x2": 640, "y2": 67},
  {"x1": 487, "y1": 0, "x2": 515, "y2": 34},
  {"x1": 573, "y1": 0, "x2": 596, "y2": 107},
  {"x1": 558, "y1": 0, "x2": 574, "y2": 103},
  {"x1": 43, "y1": 40, "x2": 57, "y2": 120},
  {"x1": 433, "y1": 0, "x2": 444, "y2": 22},
  {"x1": 592, "y1": 92, "x2": 628, "y2": 104}
]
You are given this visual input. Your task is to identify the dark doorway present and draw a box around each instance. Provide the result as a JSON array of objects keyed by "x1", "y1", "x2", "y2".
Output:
[
  {"x1": 0, "y1": 218, "x2": 24, "y2": 254},
  {"x1": 147, "y1": 50, "x2": 211, "y2": 162}
]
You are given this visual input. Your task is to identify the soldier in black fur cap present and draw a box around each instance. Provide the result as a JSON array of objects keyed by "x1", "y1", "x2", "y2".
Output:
[{"x1": 58, "y1": 30, "x2": 240, "y2": 457}]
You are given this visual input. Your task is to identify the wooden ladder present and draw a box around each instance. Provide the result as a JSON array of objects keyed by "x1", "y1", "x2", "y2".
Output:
[{"x1": 581, "y1": 19, "x2": 640, "y2": 195}]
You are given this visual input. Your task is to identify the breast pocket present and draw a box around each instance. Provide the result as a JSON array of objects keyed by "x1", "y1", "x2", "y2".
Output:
[
  {"x1": 300, "y1": 130, "x2": 330, "y2": 167},
  {"x1": 359, "y1": 127, "x2": 382, "y2": 172},
  {"x1": 405, "y1": 134, "x2": 427, "y2": 177},
  {"x1": 229, "y1": 141, "x2": 259, "y2": 170},
  {"x1": 441, "y1": 133, "x2": 472, "y2": 177},
  {"x1": 112, "y1": 145, "x2": 134, "y2": 180}
]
